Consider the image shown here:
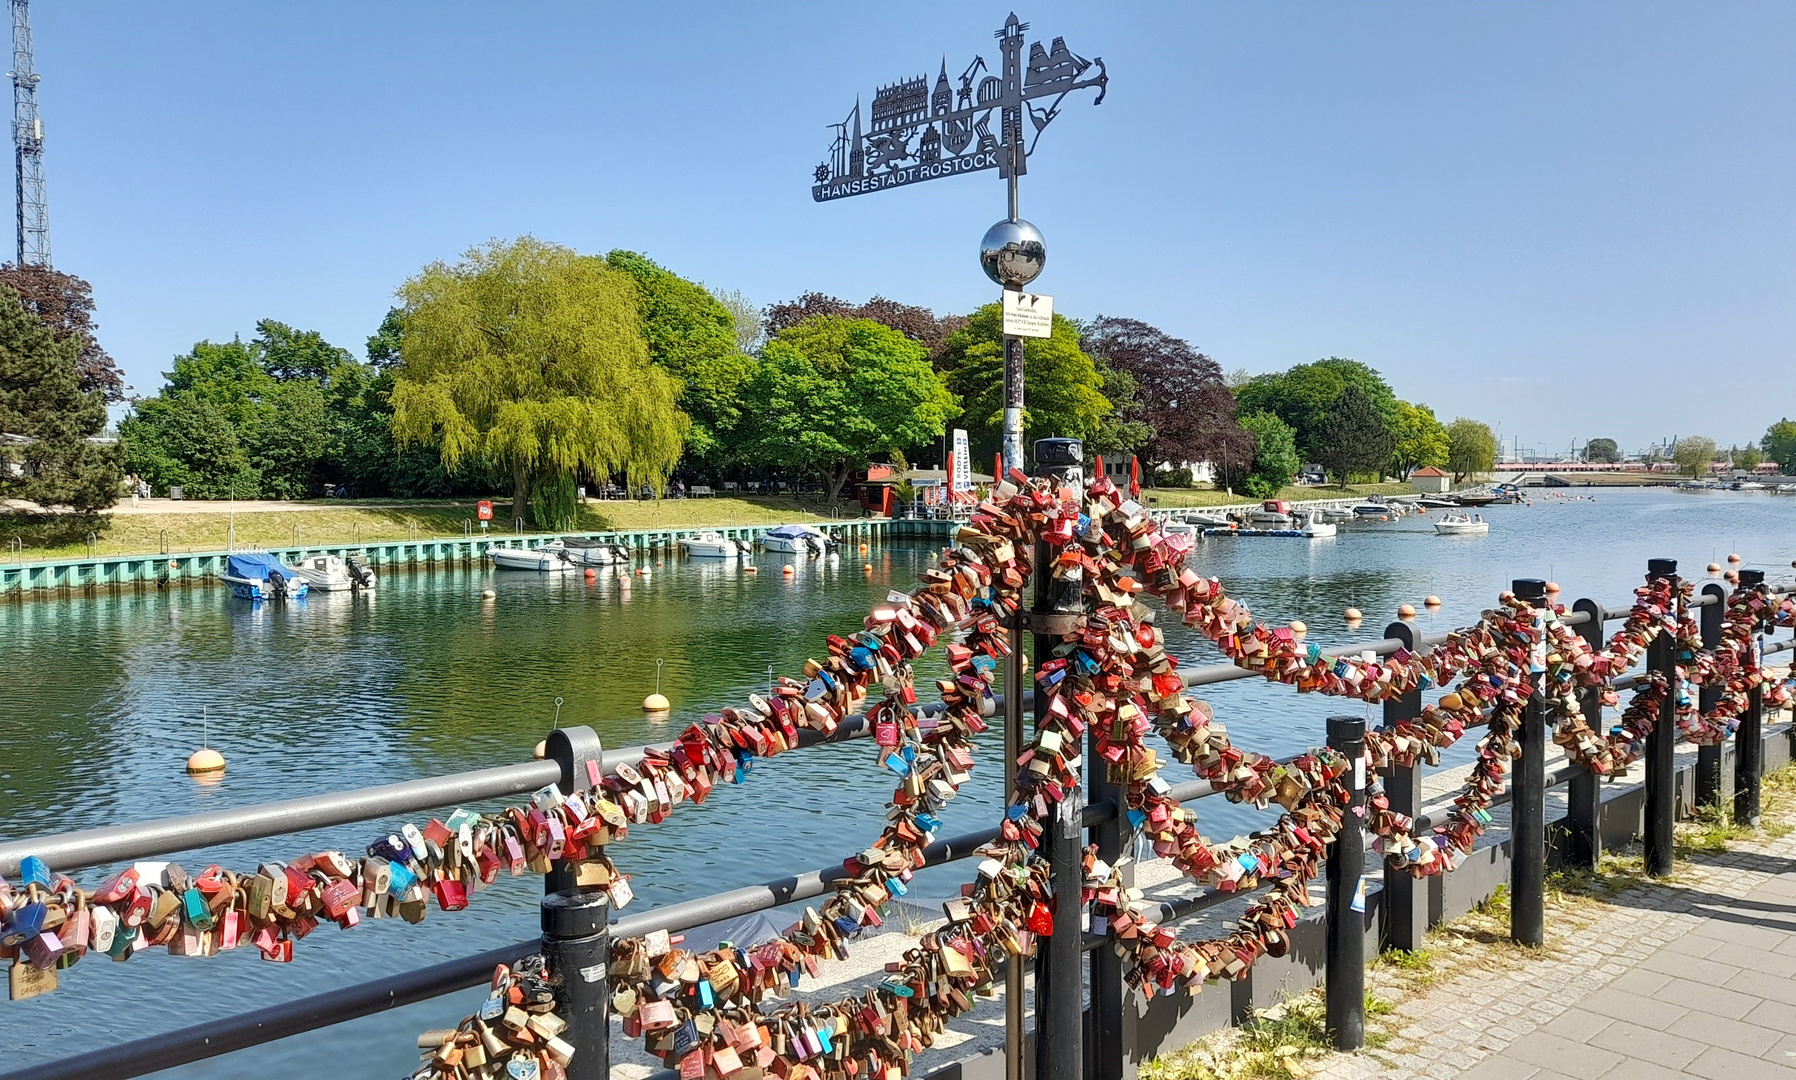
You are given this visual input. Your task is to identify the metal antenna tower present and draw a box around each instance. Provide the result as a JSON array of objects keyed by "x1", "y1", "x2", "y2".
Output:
[{"x1": 9, "y1": 0, "x2": 46, "y2": 266}]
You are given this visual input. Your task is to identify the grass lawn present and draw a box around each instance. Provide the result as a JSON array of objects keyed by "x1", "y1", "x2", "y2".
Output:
[
  {"x1": 0, "y1": 496, "x2": 845, "y2": 561},
  {"x1": 1139, "y1": 481, "x2": 1414, "y2": 508}
]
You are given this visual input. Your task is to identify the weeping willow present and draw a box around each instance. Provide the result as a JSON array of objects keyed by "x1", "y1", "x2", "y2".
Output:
[{"x1": 390, "y1": 237, "x2": 688, "y2": 523}]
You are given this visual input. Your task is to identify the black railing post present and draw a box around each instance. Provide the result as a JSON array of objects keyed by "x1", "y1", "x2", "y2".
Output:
[
  {"x1": 1378, "y1": 620, "x2": 1426, "y2": 953},
  {"x1": 1325, "y1": 715, "x2": 1366, "y2": 1051},
  {"x1": 1696, "y1": 581, "x2": 1729, "y2": 813},
  {"x1": 1645, "y1": 558, "x2": 1680, "y2": 878},
  {"x1": 1567, "y1": 598, "x2": 1606, "y2": 870},
  {"x1": 1088, "y1": 681, "x2": 1125, "y2": 1080},
  {"x1": 1511, "y1": 578, "x2": 1547, "y2": 947},
  {"x1": 1736, "y1": 569, "x2": 1767, "y2": 827},
  {"x1": 544, "y1": 726, "x2": 605, "y2": 894},
  {"x1": 541, "y1": 889, "x2": 610, "y2": 1080},
  {"x1": 1032, "y1": 438, "x2": 1084, "y2": 1080}
]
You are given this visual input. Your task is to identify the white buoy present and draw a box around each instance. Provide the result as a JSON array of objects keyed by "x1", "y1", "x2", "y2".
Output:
[
  {"x1": 187, "y1": 707, "x2": 225, "y2": 775},
  {"x1": 1344, "y1": 607, "x2": 1363, "y2": 622},
  {"x1": 482, "y1": 589, "x2": 496, "y2": 599}
]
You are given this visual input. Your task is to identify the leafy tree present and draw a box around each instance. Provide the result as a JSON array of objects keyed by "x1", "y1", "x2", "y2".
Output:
[
  {"x1": 1079, "y1": 316, "x2": 1250, "y2": 474},
  {"x1": 121, "y1": 393, "x2": 259, "y2": 499},
  {"x1": 1732, "y1": 444, "x2": 1763, "y2": 470},
  {"x1": 1446, "y1": 417, "x2": 1497, "y2": 482},
  {"x1": 765, "y1": 292, "x2": 964, "y2": 359},
  {"x1": 391, "y1": 238, "x2": 686, "y2": 524},
  {"x1": 1673, "y1": 436, "x2": 1717, "y2": 479},
  {"x1": 256, "y1": 319, "x2": 352, "y2": 383},
  {"x1": 1237, "y1": 411, "x2": 1295, "y2": 499},
  {"x1": 1233, "y1": 358, "x2": 1397, "y2": 459},
  {"x1": 606, "y1": 250, "x2": 749, "y2": 472},
  {"x1": 366, "y1": 308, "x2": 406, "y2": 370},
  {"x1": 1584, "y1": 437, "x2": 1621, "y2": 464},
  {"x1": 736, "y1": 316, "x2": 956, "y2": 501},
  {"x1": 0, "y1": 286, "x2": 121, "y2": 509},
  {"x1": 1763, "y1": 419, "x2": 1796, "y2": 473},
  {"x1": 1389, "y1": 400, "x2": 1449, "y2": 479},
  {"x1": 0, "y1": 262, "x2": 125, "y2": 402},
  {"x1": 1085, "y1": 360, "x2": 1154, "y2": 457},
  {"x1": 939, "y1": 304, "x2": 1110, "y2": 463},
  {"x1": 709, "y1": 288, "x2": 764, "y2": 353},
  {"x1": 1315, "y1": 385, "x2": 1395, "y2": 487}
]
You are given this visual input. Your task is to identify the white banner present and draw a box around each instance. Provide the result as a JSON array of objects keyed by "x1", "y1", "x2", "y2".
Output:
[
  {"x1": 951, "y1": 429, "x2": 972, "y2": 492},
  {"x1": 1001, "y1": 290, "x2": 1053, "y2": 338}
]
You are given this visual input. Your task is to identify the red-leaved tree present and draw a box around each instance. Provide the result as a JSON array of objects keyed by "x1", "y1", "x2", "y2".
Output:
[
  {"x1": 0, "y1": 262, "x2": 125, "y2": 402},
  {"x1": 764, "y1": 293, "x2": 965, "y2": 360},
  {"x1": 1080, "y1": 316, "x2": 1253, "y2": 478}
]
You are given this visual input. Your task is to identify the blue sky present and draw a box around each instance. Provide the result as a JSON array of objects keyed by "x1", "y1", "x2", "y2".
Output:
[{"x1": 30, "y1": 2, "x2": 1796, "y2": 455}]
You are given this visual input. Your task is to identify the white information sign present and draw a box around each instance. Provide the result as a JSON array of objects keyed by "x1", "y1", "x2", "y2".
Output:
[
  {"x1": 951, "y1": 429, "x2": 973, "y2": 493},
  {"x1": 1001, "y1": 290, "x2": 1053, "y2": 338}
]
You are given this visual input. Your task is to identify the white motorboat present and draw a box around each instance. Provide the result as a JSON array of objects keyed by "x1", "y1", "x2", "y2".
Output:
[
  {"x1": 1246, "y1": 499, "x2": 1295, "y2": 525},
  {"x1": 489, "y1": 541, "x2": 575, "y2": 572},
  {"x1": 679, "y1": 532, "x2": 743, "y2": 558},
  {"x1": 1298, "y1": 511, "x2": 1336, "y2": 537},
  {"x1": 288, "y1": 552, "x2": 376, "y2": 591},
  {"x1": 762, "y1": 524, "x2": 837, "y2": 555},
  {"x1": 1180, "y1": 512, "x2": 1233, "y2": 528},
  {"x1": 560, "y1": 537, "x2": 631, "y2": 566},
  {"x1": 1349, "y1": 502, "x2": 1393, "y2": 518},
  {"x1": 1162, "y1": 521, "x2": 1200, "y2": 541},
  {"x1": 1415, "y1": 496, "x2": 1457, "y2": 509},
  {"x1": 1434, "y1": 513, "x2": 1490, "y2": 536},
  {"x1": 220, "y1": 552, "x2": 310, "y2": 601}
]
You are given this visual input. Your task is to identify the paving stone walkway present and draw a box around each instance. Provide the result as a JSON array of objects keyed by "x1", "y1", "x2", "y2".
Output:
[{"x1": 1310, "y1": 830, "x2": 1796, "y2": 1080}]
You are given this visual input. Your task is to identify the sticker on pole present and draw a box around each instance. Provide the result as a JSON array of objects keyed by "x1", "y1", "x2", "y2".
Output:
[{"x1": 1001, "y1": 290, "x2": 1053, "y2": 338}]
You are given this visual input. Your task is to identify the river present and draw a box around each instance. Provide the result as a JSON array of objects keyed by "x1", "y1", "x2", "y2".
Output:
[{"x1": 1, "y1": 487, "x2": 1791, "y2": 1077}]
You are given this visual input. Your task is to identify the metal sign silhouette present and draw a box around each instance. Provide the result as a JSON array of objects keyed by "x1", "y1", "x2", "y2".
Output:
[{"x1": 811, "y1": 13, "x2": 1106, "y2": 203}]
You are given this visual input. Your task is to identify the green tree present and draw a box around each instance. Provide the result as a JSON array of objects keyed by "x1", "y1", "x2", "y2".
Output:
[
  {"x1": 121, "y1": 393, "x2": 259, "y2": 499},
  {"x1": 1446, "y1": 417, "x2": 1497, "y2": 482},
  {"x1": 1673, "y1": 435, "x2": 1717, "y2": 479},
  {"x1": 1237, "y1": 411, "x2": 1297, "y2": 498},
  {"x1": 1233, "y1": 357, "x2": 1397, "y2": 459},
  {"x1": 737, "y1": 316, "x2": 957, "y2": 501},
  {"x1": 390, "y1": 237, "x2": 687, "y2": 524},
  {"x1": 1762, "y1": 419, "x2": 1796, "y2": 473},
  {"x1": 1584, "y1": 437, "x2": 1621, "y2": 464},
  {"x1": 939, "y1": 304, "x2": 1109, "y2": 463},
  {"x1": 1389, "y1": 400, "x2": 1449, "y2": 479},
  {"x1": 0, "y1": 285, "x2": 120, "y2": 509},
  {"x1": 605, "y1": 250, "x2": 750, "y2": 472},
  {"x1": 1085, "y1": 360, "x2": 1154, "y2": 457},
  {"x1": 1315, "y1": 385, "x2": 1395, "y2": 487}
]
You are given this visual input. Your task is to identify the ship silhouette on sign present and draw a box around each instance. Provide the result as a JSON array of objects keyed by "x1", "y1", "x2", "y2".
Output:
[{"x1": 812, "y1": 13, "x2": 1107, "y2": 203}]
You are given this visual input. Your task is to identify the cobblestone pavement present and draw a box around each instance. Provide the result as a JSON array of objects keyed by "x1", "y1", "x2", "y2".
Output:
[{"x1": 1310, "y1": 830, "x2": 1796, "y2": 1080}]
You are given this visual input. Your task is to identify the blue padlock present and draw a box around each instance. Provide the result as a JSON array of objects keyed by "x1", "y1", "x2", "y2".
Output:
[{"x1": 18, "y1": 856, "x2": 49, "y2": 891}]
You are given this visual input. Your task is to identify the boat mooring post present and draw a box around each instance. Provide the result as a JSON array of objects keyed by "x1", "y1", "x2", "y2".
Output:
[
  {"x1": 1511, "y1": 578, "x2": 1548, "y2": 946},
  {"x1": 1379, "y1": 620, "x2": 1427, "y2": 952},
  {"x1": 1695, "y1": 581, "x2": 1729, "y2": 812},
  {"x1": 1568, "y1": 597, "x2": 1607, "y2": 870},
  {"x1": 1736, "y1": 569, "x2": 1767, "y2": 826},
  {"x1": 1645, "y1": 558, "x2": 1680, "y2": 877},
  {"x1": 1324, "y1": 715, "x2": 1367, "y2": 1050}
]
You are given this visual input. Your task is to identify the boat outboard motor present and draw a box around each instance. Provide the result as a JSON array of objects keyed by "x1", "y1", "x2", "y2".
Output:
[
  {"x1": 266, "y1": 570, "x2": 288, "y2": 601},
  {"x1": 610, "y1": 544, "x2": 630, "y2": 564},
  {"x1": 805, "y1": 534, "x2": 823, "y2": 557},
  {"x1": 346, "y1": 555, "x2": 375, "y2": 589}
]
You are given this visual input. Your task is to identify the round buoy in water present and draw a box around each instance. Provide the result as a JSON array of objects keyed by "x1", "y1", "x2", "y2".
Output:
[
  {"x1": 186, "y1": 748, "x2": 226, "y2": 775},
  {"x1": 1424, "y1": 595, "x2": 1442, "y2": 608},
  {"x1": 1289, "y1": 620, "x2": 1307, "y2": 637},
  {"x1": 1725, "y1": 570, "x2": 1740, "y2": 584},
  {"x1": 533, "y1": 740, "x2": 547, "y2": 759},
  {"x1": 1545, "y1": 581, "x2": 1560, "y2": 595},
  {"x1": 481, "y1": 589, "x2": 496, "y2": 599},
  {"x1": 1707, "y1": 562, "x2": 1722, "y2": 575},
  {"x1": 643, "y1": 693, "x2": 670, "y2": 711},
  {"x1": 782, "y1": 565, "x2": 795, "y2": 576},
  {"x1": 863, "y1": 563, "x2": 874, "y2": 572},
  {"x1": 637, "y1": 567, "x2": 650, "y2": 577},
  {"x1": 1728, "y1": 553, "x2": 1742, "y2": 564},
  {"x1": 584, "y1": 568, "x2": 597, "y2": 581},
  {"x1": 860, "y1": 543, "x2": 869, "y2": 555},
  {"x1": 1344, "y1": 607, "x2": 1362, "y2": 622},
  {"x1": 1398, "y1": 604, "x2": 1416, "y2": 620},
  {"x1": 743, "y1": 566, "x2": 758, "y2": 574}
]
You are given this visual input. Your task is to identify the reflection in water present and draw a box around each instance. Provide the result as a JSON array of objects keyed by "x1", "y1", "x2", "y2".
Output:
[{"x1": 0, "y1": 490, "x2": 1792, "y2": 1076}]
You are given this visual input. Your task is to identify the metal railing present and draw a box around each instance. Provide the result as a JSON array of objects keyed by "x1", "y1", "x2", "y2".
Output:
[{"x1": 3, "y1": 566, "x2": 1791, "y2": 1080}]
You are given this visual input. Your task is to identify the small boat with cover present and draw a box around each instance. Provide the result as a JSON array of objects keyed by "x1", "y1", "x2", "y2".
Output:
[{"x1": 221, "y1": 552, "x2": 310, "y2": 601}]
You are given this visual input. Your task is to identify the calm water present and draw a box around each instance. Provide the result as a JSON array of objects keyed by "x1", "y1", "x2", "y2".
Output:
[{"x1": 2, "y1": 487, "x2": 1791, "y2": 1076}]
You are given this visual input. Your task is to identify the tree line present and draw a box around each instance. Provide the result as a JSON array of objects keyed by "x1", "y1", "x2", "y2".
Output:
[{"x1": 5, "y1": 237, "x2": 1525, "y2": 523}]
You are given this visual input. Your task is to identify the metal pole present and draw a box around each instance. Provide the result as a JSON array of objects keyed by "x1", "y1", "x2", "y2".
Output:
[
  {"x1": 1324, "y1": 715, "x2": 1366, "y2": 1051},
  {"x1": 541, "y1": 889, "x2": 610, "y2": 1080},
  {"x1": 1696, "y1": 581, "x2": 1728, "y2": 812},
  {"x1": 1736, "y1": 569, "x2": 1767, "y2": 827},
  {"x1": 1568, "y1": 598, "x2": 1606, "y2": 870},
  {"x1": 1033, "y1": 439, "x2": 1084, "y2": 1080},
  {"x1": 1511, "y1": 578, "x2": 1547, "y2": 947},
  {"x1": 1378, "y1": 620, "x2": 1426, "y2": 953},
  {"x1": 1003, "y1": 332, "x2": 1025, "y2": 476},
  {"x1": 1645, "y1": 557, "x2": 1679, "y2": 878}
]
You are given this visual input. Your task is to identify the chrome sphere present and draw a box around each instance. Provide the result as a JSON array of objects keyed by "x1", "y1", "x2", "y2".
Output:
[{"x1": 979, "y1": 218, "x2": 1046, "y2": 288}]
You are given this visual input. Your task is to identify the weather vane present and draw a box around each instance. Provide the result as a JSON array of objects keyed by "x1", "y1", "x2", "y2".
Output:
[{"x1": 810, "y1": 13, "x2": 1106, "y2": 205}]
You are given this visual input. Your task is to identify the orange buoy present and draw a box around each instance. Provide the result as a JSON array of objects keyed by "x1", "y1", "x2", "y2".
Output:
[
  {"x1": 1398, "y1": 604, "x2": 1416, "y2": 620},
  {"x1": 1725, "y1": 570, "x2": 1740, "y2": 584},
  {"x1": 584, "y1": 568, "x2": 597, "y2": 580},
  {"x1": 186, "y1": 748, "x2": 226, "y2": 775},
  {"x1": 1727, "y1": 553, "x2": 1742, "y2": 564},
  {"x1": 863, "y1": 563, "x2": 874, "y2": 572},
  {"x1": 860, "y1": 543, "x2": 869, "y2": 555},
  {"x1": 1344, "y1": 607, "x2": 1362, "y2": 622},
  {"x1": 782, "y1": 565, "x2": 795, "y2": 576},
  {"x1": 1544, "y1": 581, "x2": 1560, "y2": 595},
  {"x1": 1289, "y1": 620, "x2": 1307, "y2": 637},
  {"x1": 1424, "y1": 595, "x2": 1442, "y2": 608},
  {"x1": 1707, "y1": 563, "x2": 1722, "y2": 576},
  {"x1": 743, "y1": 566, "x2": 758, "y2": 574}
]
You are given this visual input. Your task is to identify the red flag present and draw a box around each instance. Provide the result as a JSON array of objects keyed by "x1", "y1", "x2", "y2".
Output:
[
  {"x1": 945, "y1": 446, "x2": 955, "y2": 498},
  {"x1": 1094, "y1": 455, "x2": 1105, "y2": 482},
  {"x1": 994, "y1": 452, "x2": 1003, "y2": 484},
  {"x1": 1129, "y1": 455, "x2": 1141, "y2": 498}
]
